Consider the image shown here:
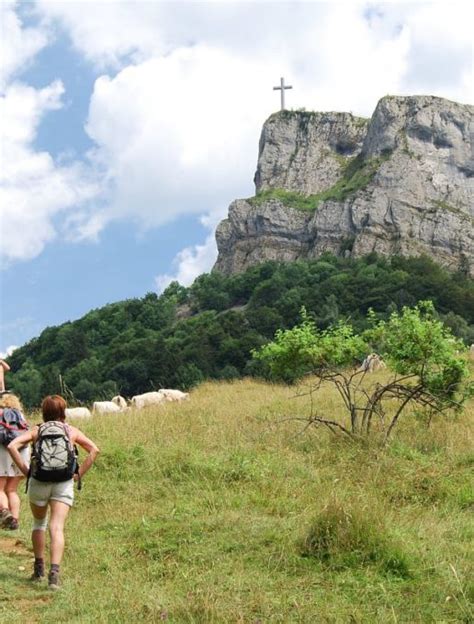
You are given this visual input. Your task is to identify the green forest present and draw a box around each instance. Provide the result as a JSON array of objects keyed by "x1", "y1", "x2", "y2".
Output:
[{"x1": 7, "y1": 253, "x2": 474, "y2": 407}]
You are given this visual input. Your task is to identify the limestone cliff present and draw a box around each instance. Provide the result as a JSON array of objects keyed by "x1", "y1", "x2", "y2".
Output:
[{"x1": 214, "y1": 95, "x2": 474, "y2": 276}]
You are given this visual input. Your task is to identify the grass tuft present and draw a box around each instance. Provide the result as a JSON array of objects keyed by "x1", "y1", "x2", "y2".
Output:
[{"x1": 300, "y1": 499, "x2": 411, "y2": 577}]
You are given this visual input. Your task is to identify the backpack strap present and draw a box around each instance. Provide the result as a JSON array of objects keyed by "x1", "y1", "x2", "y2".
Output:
[
  {"x1": 59, "y1": 422, "x2": 82, "y2": 490},
  {"x1": 26, "y1": 424, "x2": 40, "y2": 492},
  {"x1": 0, "y1": 420, "x2": 24, "y2": 432},
  {"x1": 25, "y1": 467, "x2": 31, "y2": 493},
  {"x1": 75, "y1": 449, "x2": 82, "y2": 491}
]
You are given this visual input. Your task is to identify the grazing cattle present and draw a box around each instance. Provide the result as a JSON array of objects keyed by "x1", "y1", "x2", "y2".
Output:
[
  {"x1": 65, "y1": 407, "x2": 92, "y2": 419},
  {"x1": 131, "y1": 391, "x2": 166, "y2": 410},
  {"x1": 111, "y1": 395, "x2": 127, "y2": 410},
  {"x1": 92, "y1": 401, "x2": 121, "y2": 415},
  {"x1": 158, "y1": 389, "x2": 190, "y2": 402},
  {"x1": 358, "y1": 353, "x2": 386, "y2": 373}
]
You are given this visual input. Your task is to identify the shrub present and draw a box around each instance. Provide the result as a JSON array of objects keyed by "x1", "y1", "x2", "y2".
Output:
[
  {"x1": 300, "y1": 500, "x2": 411, "y2": 577},
  {"x1": 253, "y1": 302, "x2": 471, "y2": 439}
]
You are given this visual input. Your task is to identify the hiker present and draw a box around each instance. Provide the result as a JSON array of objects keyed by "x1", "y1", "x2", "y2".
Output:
[
  {"x1": 0, "y1": 393, "x2": 29, "y2": 530},
  {"x1": 0, "y1": 359, "x2": 10, "y2": 392},
  {"x1": 8, "y1": 395, "x2": 100, "y2": 590}
]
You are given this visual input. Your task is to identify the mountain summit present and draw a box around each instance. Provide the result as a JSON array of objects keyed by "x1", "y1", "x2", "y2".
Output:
[{"x1": 214, "y1": 95, "x2": 474, "y2": 276}]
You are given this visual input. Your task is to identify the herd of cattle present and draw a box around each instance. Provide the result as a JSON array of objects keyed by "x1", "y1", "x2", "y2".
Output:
[
  {"x1": 64, "y1": 346, "x2": 474, "y2": 420},
  {"x1": 65, "y1": 389, "x2": 189, "y2": 419}
]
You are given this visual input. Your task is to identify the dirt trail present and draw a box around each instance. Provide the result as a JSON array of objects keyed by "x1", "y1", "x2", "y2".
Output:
[
  {"x1": 0, "y1": 534, "x2": 29, "y2": 556},
  {"x1": 0, "y1": 534, "x2": 52, "y2": 622}
]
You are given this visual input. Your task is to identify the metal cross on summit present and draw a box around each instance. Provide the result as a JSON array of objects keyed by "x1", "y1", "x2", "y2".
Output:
[{"x1": 273, "y1": 77, "x2": 293, "y2": 110}]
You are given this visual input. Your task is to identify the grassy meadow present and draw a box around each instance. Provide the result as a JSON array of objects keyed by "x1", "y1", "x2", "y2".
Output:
[{"x1": 1, "y1": 370, "x2": 473, "y2": 623}]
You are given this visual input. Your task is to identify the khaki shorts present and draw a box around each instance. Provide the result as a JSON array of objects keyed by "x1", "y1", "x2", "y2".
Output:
[{"x1": 28, "y1": 477, "x2": 74, "y2": 507}]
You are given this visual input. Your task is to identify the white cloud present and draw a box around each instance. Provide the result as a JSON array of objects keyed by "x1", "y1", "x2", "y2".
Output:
[
  {"x1": 0, "y1": 1, "x2": 49, "y2": 91},
  {"x1": 376, "y1": 3, "x2": 474, "y2": 101},
  {"x1": 35, "y1": 0, "x2": 168, "y2": 69},
  {"x1": 0, "y1": 81, "x2": 100, "y2": 264},
  {"x1": 35, "y1": 1, "x2": 473, "y2": 109},
  {"x1": 83, "y1": 45, "x2": 283, "y2": 232},
  {"x1": 0, "y1": 345, "x2": 18, "y2": 359},
  {"x1": 155, "y1": 232, "x2": 218, "y2": 293},
  {"x1": 35, "y1": 2, "x2": 332, "y2": 70},
  {"x1": 155, "y1": 208, "x2": 225, "y2": 291}
]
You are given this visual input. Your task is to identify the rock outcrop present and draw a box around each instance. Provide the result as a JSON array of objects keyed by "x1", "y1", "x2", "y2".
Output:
[{"x1": 214, "y1": 95, "x2": 474, "y2": 276}]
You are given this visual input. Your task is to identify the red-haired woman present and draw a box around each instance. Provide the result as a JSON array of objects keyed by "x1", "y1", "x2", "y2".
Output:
[{"x1": 8, "y1": 395, "x2": 100, "y2": 590}]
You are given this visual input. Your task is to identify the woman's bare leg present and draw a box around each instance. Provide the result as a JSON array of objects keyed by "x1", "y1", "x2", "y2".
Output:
[
  {"x1": 5, "y1": 477, "x2": 22, "y2": 519},
  {"x1": 0, "y1": 477, "x2": 8, "y2": 509},
  {"x1": 49, "y1": 500, "x2": 70, "y2": 565},
  {"x1": 30, "y1": 502, "x2": 48, "y2": 559}
]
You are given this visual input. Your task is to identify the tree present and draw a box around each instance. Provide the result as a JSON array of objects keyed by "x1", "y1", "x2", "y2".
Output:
[
  {"x1": 10, "y1": 359, "x2": 43, "y2": 408},
  {"x1": 175, "y1": 363, "x2": 204, "y2": 389},
  {"x1": 73, "y1": 379, "x2": 98, "y2": 403},
  {"x1": 5, "y1": 254, "x2": 474, "y2": 401},
  {"x1": 245, "y1": 306, "x2": 284, "y2": 338},
  {"x1": 253, "y1": 303, "x2": 471, "y2": 441},
  {"x1": 366, "y1": 302, "x2": 471, "y2": 439}
]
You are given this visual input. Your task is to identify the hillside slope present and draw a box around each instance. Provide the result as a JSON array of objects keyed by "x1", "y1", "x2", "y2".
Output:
[
  {"x1": 6, "y1": 255, "x2": 474, "y2": 407},
  {"x1": 1, "y1": 378, "x2": 473, "y2": 622}
]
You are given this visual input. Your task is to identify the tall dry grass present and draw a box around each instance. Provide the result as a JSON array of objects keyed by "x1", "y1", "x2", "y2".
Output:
[{"x1": 1, "y1": 371, "x2": 473, "y2": 623}]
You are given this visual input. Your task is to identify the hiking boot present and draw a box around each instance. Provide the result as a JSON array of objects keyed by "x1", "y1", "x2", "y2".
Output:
[
  {"x1": 0, "y1": 508, "x2": 13, "y2": 529},
  {"x1": 5, "y1": 517, "x2": 18, "y2": 530},
  {"x1": 48, "y1": 570, "x2": 60, "y2": 591},
  {"x1": 30, "y1": 561, "x2": 45, "y2": 582}
]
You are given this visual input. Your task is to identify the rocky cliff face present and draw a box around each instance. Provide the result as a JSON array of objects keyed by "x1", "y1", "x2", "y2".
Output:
[{"x1": 214, "y1": 96, "x2": 474, "y2": 276}]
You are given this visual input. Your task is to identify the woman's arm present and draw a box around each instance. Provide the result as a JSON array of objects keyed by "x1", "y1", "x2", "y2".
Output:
[
  {"x1": 7, "y1": 430, "x2": 35, "y2": 477},
  {"x1": 0, "y1": 359, "x2": 11, "y2": 372},
  {"x1": 72, "y1": 428, "x2": 100, "y2": 478}
]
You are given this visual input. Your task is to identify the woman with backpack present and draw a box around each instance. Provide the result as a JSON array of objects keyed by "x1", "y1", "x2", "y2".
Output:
[
  {"x1": 0, "y1": 392, "x2": 29, "y2": 530},
  {"x1": 8, "y1": 394, "x2": 100, "y2": 590}
]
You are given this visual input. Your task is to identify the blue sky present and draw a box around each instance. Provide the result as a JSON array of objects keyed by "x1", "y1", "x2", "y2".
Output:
[{"x1": 0, "y1": 0, "x2": 473, "y2": 355}]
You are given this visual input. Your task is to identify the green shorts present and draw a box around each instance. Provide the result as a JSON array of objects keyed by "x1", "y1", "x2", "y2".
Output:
[{"x1": 28, "y1": 477, "x2": 74, "y2": 507}]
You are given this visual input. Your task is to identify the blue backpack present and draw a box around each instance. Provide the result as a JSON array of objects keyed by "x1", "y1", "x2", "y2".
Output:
[{"x1": 0, "y1": 408, "x2": 29, "y2": 446}]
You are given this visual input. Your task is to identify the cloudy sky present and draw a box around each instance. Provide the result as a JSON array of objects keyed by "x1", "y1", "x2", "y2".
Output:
[{"x1": 0, "y1": 0, "x2": 473, "y2": 355}]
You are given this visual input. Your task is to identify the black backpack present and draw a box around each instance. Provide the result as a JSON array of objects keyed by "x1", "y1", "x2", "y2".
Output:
[
  {"x1": 29, "y1": 421, "x2": 80, "y2": 485},
  {"x1": 0, "y1": 408, "x2": 29, "y2": 446}
]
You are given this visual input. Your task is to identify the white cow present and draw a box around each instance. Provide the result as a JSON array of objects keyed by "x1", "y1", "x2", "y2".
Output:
[
  {"x1": 131, "y1": 391, "x2": 166, "y2": 410},
  {"x1": 158, "y1": 389, "x2": 190, "y2": 402},
  {"x1": 469, "y1": 344, "x2": 474, "y2": 361},
  {"x1": 358, "y1": 353, "x2": 386, "y2": 373},
  {"x1": 65, "y1": 407, "x2": 92, "y2": 419},
  {"x1": 111, "y1": 395, "x2": 127, "y2": 410},
  {"x1": 92, "y1": 401, "x2": 121, "y2": 415}
]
